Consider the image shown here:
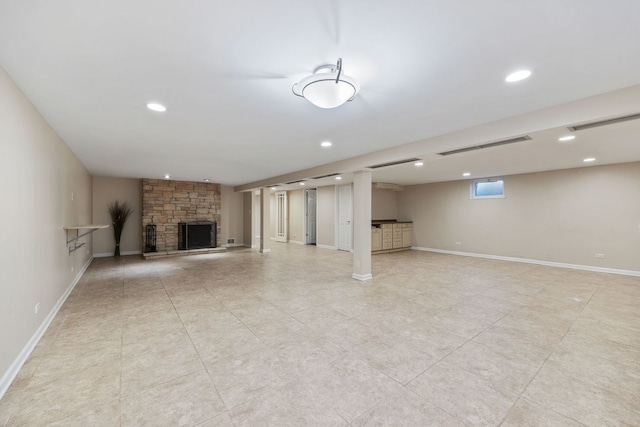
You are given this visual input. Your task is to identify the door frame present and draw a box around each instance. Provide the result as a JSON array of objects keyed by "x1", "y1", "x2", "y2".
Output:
[{"x1": 274, "y1": 190, "x2": 288, "y2": 242}]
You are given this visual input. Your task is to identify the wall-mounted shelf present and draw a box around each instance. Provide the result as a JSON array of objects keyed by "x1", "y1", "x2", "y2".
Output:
[{"x1": 64, "y1": 225, "x2": 109, "y2": 254}]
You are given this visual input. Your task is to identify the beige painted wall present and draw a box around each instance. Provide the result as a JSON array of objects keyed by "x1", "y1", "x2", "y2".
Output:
[
  {"x1": 0, "y1": 67, "x2": 93, "y2": 392},
  {"x1": 372, "y1": 188, "x2": 398, "y2": 220},
  {"x1": 288, "y1": 189, "x2": 304, "y2": 243},
  {"x1": 317, "y1": 185, "x2": 336, "y2": 248},
  {"x1": 221, "y1": 185, "x2": 244, "y2": 246},
  {"x1": 92, "y1": 177, "x2": 141, "y2": 256},
  {"x1": 398, "y1": 162, "x2": 640, "y2": 271}
]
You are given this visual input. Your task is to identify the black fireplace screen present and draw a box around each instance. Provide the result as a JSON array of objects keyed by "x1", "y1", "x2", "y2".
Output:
[{"x1": 178, "y1": 221, "x2": 216, "y2": 250}]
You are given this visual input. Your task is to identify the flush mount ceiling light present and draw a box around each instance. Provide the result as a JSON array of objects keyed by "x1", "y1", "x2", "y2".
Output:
[
  {"x1": 583, "y1": 157, "x2": 596, "y2": 163},
  {"x1": 321, "y1": 141, "x2": 332, "y2": 147},
  {"x1": 292, "y1": 58, "x2": 360, "y2": 108},
  {"x1": 335, "y1": 176, "x2": 342, "y2": 180},
  {"x1": 164, "y1": 174, "x2": 170, "y2": 179},
  {"x1": 414, "y1": 161, "x2": 424, "y2": 167},
  {"x1": 147, "y1": 103, "x2": 167, "y2": 112},
  {"x1": 463, "y1": 172, "x2": 471, "y2": 177},
  {"x1": 558, "y1": 135, "x2": 576, "y2": 142},
  {"x1": 505, "y1": 70, "x2": 531, "y2": 82}
]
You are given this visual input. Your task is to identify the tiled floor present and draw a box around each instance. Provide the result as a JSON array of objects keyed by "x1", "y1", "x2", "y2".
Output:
[{"x1": 1, "y1": 244, "x2": 639, "y2": 426}]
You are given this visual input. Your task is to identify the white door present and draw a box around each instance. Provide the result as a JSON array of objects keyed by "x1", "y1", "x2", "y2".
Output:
[
  {"x1": 338, "y1": 185, "x2": 352, "y2": 251},
  {"x1": 305, "y1": 189, "x2": 317, "y2": 245},
  {"x1": 275, "y1": 191, "x2": 288, "y2": 242}
]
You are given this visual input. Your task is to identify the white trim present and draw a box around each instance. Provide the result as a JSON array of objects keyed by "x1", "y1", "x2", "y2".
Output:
[
  {"x1": 316, "y1": 244, "x2": 337, "y2": 250},
  {"x1": 412, "y1": 246, "x2": 640, "y2": 277},
  {"x1": 288, "y1": 240, "x2": 304, "y2": 245},
  {"x1": 259, "y1": 248, "x2": 272, "y2": 253},
  {"x1": 0, "y1": 256, "x2": 93, "y2": 399},
  {"x1": 222, "y1": 243, "x2": 245, "y2": 248},
  {"x1": 93, "y1": 250, "x2": 141, "y2": 258},
  {"x1": 352, "y1": 273, "x2": 373, "y2": 281}
]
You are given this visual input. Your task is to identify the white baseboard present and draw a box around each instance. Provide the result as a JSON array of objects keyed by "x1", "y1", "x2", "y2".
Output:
[
  {"x1": 352, "y1": 273, "x2": 373, "y2": 281},
  {"x1": 316, "y1": 244, "x2": 337, "y2": 250},
  {"x1": 0, "y1": 256, "x2": 93, "y2": 399},
  {"x1": 289, "y1": 240, "x2": 304, "y2": 245},
  {"x1": 93, "y1": 250, "x2": 141, "y2": 258},
  {"x1": 411, "y1": 246, "x2": 640, "y2": 277},
  {"x1": 259, "y1": 248, "x2": 272, "y2": 253}
]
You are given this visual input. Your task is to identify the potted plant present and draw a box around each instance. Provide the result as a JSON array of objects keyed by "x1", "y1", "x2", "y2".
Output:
[{"x1": 108, "y1": 200, "x2": 134, "y2": 257}]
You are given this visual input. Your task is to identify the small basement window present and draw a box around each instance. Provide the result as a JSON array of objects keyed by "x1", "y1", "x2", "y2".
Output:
[{"x1": 471, "y1": 178, "x2": 505, "y2": 199}]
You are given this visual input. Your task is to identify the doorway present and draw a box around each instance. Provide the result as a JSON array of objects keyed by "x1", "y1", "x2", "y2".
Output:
[
  {"x1": 304, "y1": 188, "x2": 317, "y2": 245},
  {"x1": 275, "y1": 191, "x2": 287, "y2": 242}
]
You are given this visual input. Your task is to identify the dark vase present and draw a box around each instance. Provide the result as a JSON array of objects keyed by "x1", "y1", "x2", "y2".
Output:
[{"x1": 114, "y1": 243, "x2": 121, "y2": 257}]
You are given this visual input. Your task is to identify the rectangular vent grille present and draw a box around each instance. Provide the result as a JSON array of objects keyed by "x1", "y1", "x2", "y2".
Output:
[
  {"x1": 568, "y1": 113, "x2": 640, "y2": 131},
  {"x1": 367, "y1": 158, "x2": 421, "y2": 169},
  {"x1": 438, "y1": 136, "x2": 531, "y2": 156},
  {"x1": 285, "y1": 179, "x2": 306, "y2": 184},
  {"x1": 311, "y1": 173, "x2": 340, "y2": 179}
]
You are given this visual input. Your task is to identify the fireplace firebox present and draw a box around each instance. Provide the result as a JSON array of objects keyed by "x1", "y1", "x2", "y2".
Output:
[{"x1": 178, "y1": 221, "x2": 216, "y2": 250}]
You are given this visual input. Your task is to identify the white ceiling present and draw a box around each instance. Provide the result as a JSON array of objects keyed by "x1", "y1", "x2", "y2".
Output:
[{"x1": 1, "y1": 0, "x2": 639, "y2": 189}]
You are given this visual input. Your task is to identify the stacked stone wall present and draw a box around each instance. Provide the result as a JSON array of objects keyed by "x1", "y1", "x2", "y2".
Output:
[{"x1": 142, "y1": 179, "x2": 221, "y2": 251}]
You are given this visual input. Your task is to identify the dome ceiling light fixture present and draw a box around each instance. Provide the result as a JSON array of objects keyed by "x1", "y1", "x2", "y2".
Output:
[{"x1": 292, "y1": 58, "x2": 360, "y2": 109}]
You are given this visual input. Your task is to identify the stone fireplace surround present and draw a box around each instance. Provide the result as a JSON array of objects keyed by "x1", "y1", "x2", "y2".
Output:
[{"x1": 142, "y1": 179, "x2": 221, "y2": 252}]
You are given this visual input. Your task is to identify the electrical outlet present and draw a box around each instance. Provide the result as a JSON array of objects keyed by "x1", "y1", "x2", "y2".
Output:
[
  {"x1": 35, "y1": 303, "x2": 40, "y2": 314},
  {"x1": 595, "y1": 253, "x2": 605, "y2": 259}
]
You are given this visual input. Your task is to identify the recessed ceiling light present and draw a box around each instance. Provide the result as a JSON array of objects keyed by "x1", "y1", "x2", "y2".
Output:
[
  {"x1": 147, "y1": 103, "x2": 167, "y2": 112},
  {"x1": 203, "y1": 179, "x2": 211, "y2": 182},
  {"x1": 270, "y1": 187, "x2": 277, "y2": 190},
  {"x1": 505, "y1": 70, "x2": 531, "y2": 83},
  {"x1": 321, "y1": 141, "x2": 332, "y2": 147},
  {"x1": 164, "y1": 174, "x2": 170, "y2": 179},
  {"x1": 462, "y1": 172, "x2": 471, "y2": 177},
  {"x1": 300, "y1": 182, "x2": 306, "y2": 186},
  {"x1": 335, "y1": 176, "x2": 342, "y2": 180},
  {"x1": 583, "y1": 157, "x2": 596, "y2": 163},
  {"x1": 558, "y1": 135, "x2": 576, "y2": 142},
  {"x1": 414, "y1": 161, "x2": 424, "y2": 167}
]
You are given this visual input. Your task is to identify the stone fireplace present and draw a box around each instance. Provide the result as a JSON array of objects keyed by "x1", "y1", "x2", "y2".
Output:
[{"x1": 142, "y1": 179, "x2": 221, "y2": 252}]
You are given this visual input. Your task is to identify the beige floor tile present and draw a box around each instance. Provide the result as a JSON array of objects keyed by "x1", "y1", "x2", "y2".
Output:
[
  {"x1": 440, "y1": 341, "x2": 542, "y2": 395},
  {"x1": 522, "y1": 363, "x2": 640, "y2": 426},
  {"x1": 205, "y1": 348, "x2": 295, "y2": 408},
  {"x1": 4, "y1": 246, "x2": 639, "y2": 426},
  {"x1": 229, "y1": 382, "x2": 347, "y2": 426},
  {"x1": 301, "y1": 356, "x2": 404, "y2": 423},
  {"x1": 121, "y1": 342, "x2": 204, "y2": 396},
  {"x1": 121, "y1": 370, "x2": 226, "y2": 426},
  {"x1": 501, "y1": 397, "x2": 587, "y2": 427},
  {"x1": 407, "y1": 362, "x2": 519, "y2": 426},
  {"x1": 351, "y1": 387, "x2": 466, "y2": 427}
]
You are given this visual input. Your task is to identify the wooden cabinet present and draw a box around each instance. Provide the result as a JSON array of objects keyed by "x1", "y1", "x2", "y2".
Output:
[
  {"x1": 372, "y1": 221, "x2": 412, "y2": 253},
  {"x1": 372, "y1": 228, "x2": 382, "y2": 251}
]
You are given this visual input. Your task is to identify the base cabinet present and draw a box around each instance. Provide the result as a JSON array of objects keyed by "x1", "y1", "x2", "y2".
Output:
[{"x1": 372, "y1": 222, "x2": 412, "y2": 253}]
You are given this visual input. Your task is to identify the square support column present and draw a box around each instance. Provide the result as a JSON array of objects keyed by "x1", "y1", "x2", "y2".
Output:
[
  {"x1": 259, "y1": 188, "x2": 271, "y2": 253},
  {"x1": 352, "y1": 170, "x2": 372, "y2": 281}
]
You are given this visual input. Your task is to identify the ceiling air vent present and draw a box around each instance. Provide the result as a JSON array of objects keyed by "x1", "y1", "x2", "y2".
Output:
[
  {"x1": 285, "y1": 179, "x2": 306, "y2": 184},
  {"x1": 311, "y1": 173, "x2": 340, "y2": 179},
  {"x1": 366, "y1": 158, "x2": 421, "y2": 169},
  {"x1": 438, "y1": 135, "x2": 531, "y2": 156},
  {"x1": 567, "y1": 113, "x2": 640, "y2": 132},
  {"x1": 372, "y1": 182, "x2": 403, "y2": 191}
]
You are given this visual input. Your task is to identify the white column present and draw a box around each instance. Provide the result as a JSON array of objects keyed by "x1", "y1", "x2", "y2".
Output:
[
  {"x1": 352, "y1": 170, "x2": 372, "y2": 281},
  {"x1": 259, "y1": 188, "x2": 271, "y2": 253}
]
